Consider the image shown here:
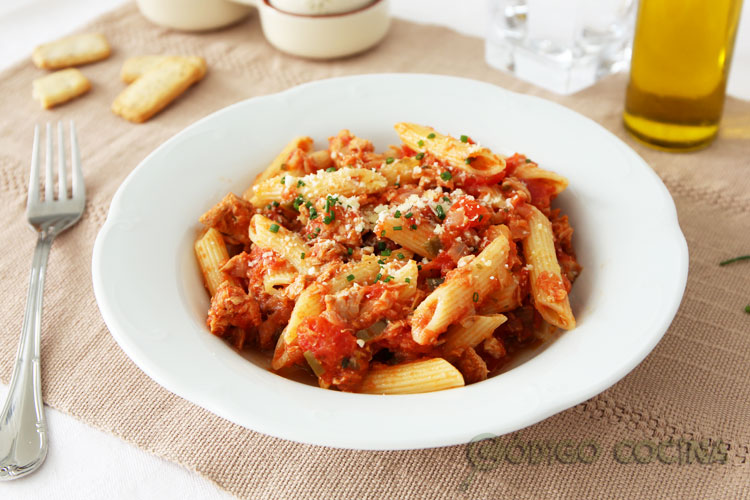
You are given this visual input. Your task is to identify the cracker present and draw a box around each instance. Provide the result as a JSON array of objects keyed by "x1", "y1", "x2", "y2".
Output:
[
  {"x1": 111, "y1": 57, "x2": 206, "y2": 123},
  {"x1": 32, "y1": 68, "x2": 91, "y2": 109},
  {"x1": 120, "y1": 55, "x2": 206, "y2": 83},
  {"x1": 32, "y1": 33, "x2": 111, "y2": 70}
]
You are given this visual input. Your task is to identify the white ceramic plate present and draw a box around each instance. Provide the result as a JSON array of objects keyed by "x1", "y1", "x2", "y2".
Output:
[{"x1": 92, "y1": 74, "x2": 688, "y2": 450}]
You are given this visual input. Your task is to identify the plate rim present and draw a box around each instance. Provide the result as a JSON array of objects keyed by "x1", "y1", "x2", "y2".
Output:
[{"x1": 92, "y1": 73, "x2": 689, "y2": 450}]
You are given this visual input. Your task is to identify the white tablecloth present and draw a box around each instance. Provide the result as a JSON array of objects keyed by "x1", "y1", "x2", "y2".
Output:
[{"x1": 0, "y1": 1, "x2": 748, "y2": 498}]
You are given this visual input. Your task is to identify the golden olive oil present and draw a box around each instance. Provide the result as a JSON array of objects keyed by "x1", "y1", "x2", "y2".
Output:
[{"x1": 623, "y1": 0, "x2": 743, "y2": 150}]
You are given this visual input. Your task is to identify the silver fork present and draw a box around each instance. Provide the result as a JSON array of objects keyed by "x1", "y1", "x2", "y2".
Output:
[{"x1": 0, "y1": 122, "x2": 85, "y2": 480}]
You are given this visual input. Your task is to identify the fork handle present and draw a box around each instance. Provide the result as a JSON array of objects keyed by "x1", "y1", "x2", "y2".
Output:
[{"x1": 0, "y1": 232, "x2": 53, "y2": 480}]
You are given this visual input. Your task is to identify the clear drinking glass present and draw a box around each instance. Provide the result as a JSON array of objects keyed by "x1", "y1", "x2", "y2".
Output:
[{"x1": 486, "y1": 0, "x2": 637, "y2": 94}]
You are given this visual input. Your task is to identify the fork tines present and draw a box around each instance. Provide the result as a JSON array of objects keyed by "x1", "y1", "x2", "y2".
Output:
[{"x1": 28, "y1": 121, "x2": 84, "y2": 204}]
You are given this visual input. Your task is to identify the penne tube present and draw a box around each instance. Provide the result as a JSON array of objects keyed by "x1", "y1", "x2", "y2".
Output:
[
  {"x1": 309, "y1": 149, "x2": 334, "y2": 171},
  {"x1": 252, "y1": 136, "x2": 313, "y2": 187},
  {"x1": 380, "y1": 157, "x2": 420, "y2": 185},
  {"x1": 479, "y1": 277, "x2": 523, "y2": 314},
  {"x1": 358, "y1": 358, "x2": 464, "y2": 394},
  {"x1": 381, "y1": 217, "x2": 440, "y2": 259},
  {"x1": 411, "y1": 230, "x2": 512, "y2": 345},
  {"x1": 194, "y1": 228, "x2": 230, "y2": 297},
  {"x1": 441, "y1": 314, "x2": 507, "y2": 357},
  {"x1": 513, "y1": 164, "x2": 569, "y2": 196},
  {"x1": 392, "y1": 260, "x2": 419, "y2": 300},
  {"x1": 248, "y1": 214, "x2": 313, "y2": 274},
  {"x1": 282, "y1": 255, "x2": 381, "y2": 345},
  {"x1": 523, "y1": 205, "x2": 575, "y2": 329},
  {"x1": 394, "y1": 122, "x2": 506, "y2": 178},
  {"x1": 263, "y1": 269, "x2": 298, "y2": 296},
  {"x1": 248, "y1": 167, "x2": 388, "y2": 208}
]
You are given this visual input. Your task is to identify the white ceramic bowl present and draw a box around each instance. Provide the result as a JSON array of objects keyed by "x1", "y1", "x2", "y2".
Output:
[
  {"x1": 135, "y1": 0, "x2": 252, "y2": 31},
  {"x1": 253, "y1": 0, "x2": 390, "y2": 59},
  {"x1": 92, "y1": 74, "x2": 688, "y2": 450},
  {"x1": 270, "y1": 0, "x2": 374, "y2": 15}
]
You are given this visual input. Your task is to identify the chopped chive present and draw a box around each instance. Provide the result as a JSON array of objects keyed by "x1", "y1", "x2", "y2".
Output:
[
  {"x1": 415, "y1": 153, "x2": 425, "y2": 160},
  {"x1": 305, "y1": 200, "x2": 312, "y2": 208},
  {"x1": 435, "y1": 205, "x2": 445, "y2": 220},
  {"x1": 310, "y1": 207, "x2": 318, "y2": 219},
  {"x1": 346, "y1": 274, "x2": 355, "y2": 282},
  {"x1": 472, "y1": 292, "x2": 479, "y2": 303},
  {"x1": 397, "y1": 252, "x2": 405, "y2": 260},
  {"x1": 381, "y1": 249, "x2": 392, "y2": 256},
  {"x1": 427, "y1": 133, "x2": 436, "y2": 139},
  {"x1": 384, "y1": 275, "x2": 395, "y2": 283},
  {"x1": 393, "y1": 226, "x2": 403, "y2": 231},
  {"x1": 405, "y1": 277, "x2": 411, "y2": 283},
  {"x1": 410, "y1": 224, "x2": 418, "y2": 230},
  {"x1": 269, "y1": 223, "x2": 280, "y2": 233},
  {"x1": 418, "y1": 140, "x2": 424, "y2": 147},
  {"x1": 347, "y1": 247, "x2": 353, "y2": 256},
  {"x1": 315, "y1": 227, "x2": 321, "y2": 234},
  {"x1": 375, "y1": 273, "x2": 382, "y2": 282},
  {"x1": 376, "y1": 242, "x2": 386, "y2": 251},
  {"x1": 293, "y1": 196, "x2": 304, "y2": 211},
  {"x1": 297, "y1": 180, "x2": 305, "y2": 187},
  {"x1": 394, "y1": 210, "x2": 402, "y2": 218},
  {"x1": 417, "y1": 264, "x2": 422, "y2": 271},
  {"x1": 378, "y1": 259, "x2": 386, "y2": 265},
  {"x1": 381, "y1": 230, "x2": 386, "y2": 237},
  {"x1": 280, "y1": 177, "x2": 286, "y2": 184},
  {"x1": 465, "y1": 158, "x2": 474, "y2": 165},
  {"x1": 300, "y1": 252, "x2": 305, "y2": 259},
  {"x1": 385, "y1": 157, "x2": 395, "y2": 164},
  {"x1": 405, "y1": 212, "x2": 413, "y2": 218},
  {"x1": 460, "y1": 135, "x2": 468, "y2": 143},
  {"x1": 323, "y1": 216, "x2": 333, "y2": 224},
  {"x1": 326, "y1": 167, "x2": 336, "y2": 172},
  {"x1": 745, "y1": 305, "x2": 750, "y2": 314},
  {"x1": 525, "y1": 158, "x2": 532, "y2": 163},
  {"x1": 443, "y1": 196, "x2": 450, "y2": 202},
  {"x1": 719, "y1": 255, "x2": 750, "y2": 266},
  {"x1": 266, "y1": 204, "x2": 272, "y2": 209},
  {"x1": 478, "y1": 214, "x2": 484, "y2": 222},
  {"x1": 440, "y1": 171, "x2": 452, "y2": 181},
  {"x1": 272, "y1": 201, "x2": 280, "y2": 207}
]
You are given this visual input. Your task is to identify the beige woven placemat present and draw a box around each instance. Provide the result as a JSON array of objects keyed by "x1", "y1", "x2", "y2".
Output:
[{"x1": 1, "y1": 4, "x2": 749, "y2": 498}]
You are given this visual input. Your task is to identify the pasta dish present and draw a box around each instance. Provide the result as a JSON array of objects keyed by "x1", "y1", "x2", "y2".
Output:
[{"x1": 194, "y1": 123, "x2": 581, "y2": 394}]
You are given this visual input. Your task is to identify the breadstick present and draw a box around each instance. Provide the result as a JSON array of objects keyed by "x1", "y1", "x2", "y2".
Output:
[{"x1": 32, "y1": 33, "x2": 111, "y2": 70}]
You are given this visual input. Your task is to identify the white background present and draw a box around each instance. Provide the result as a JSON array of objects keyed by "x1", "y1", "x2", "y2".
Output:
[{"x1": 0, "y1": 1, "x2": 747, "y2": 499}]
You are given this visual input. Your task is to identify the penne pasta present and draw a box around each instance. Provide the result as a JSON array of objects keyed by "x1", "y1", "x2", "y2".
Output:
[
  {"x1": 381, "y1": 217, "x2": 440, "y2": 259},
  {"x1": 252, "y1": 136, "x2": 313, "y2": 187},
  {"x1": 441, "y1": 314, "x2": 507, "y2": 358},
  {"x1": 248, "y1": 167, "x2": 388, "y2": 208},
  {"x1": 359, "y1": 358, "x2": 464, "y2": 394},
  {"x1": 394, "y1": 122, "x2": 506, "y2": 178},
  {"x1": 523, "y1": 205, "x2": 575, "y2": 329},
  {"x1": 411, "y1": 230, "x2": 512, "y2": 345},
  {"x1": 199, "y1": 125, "x2": 579, "y2": 393},
  {"x1": 194, "y1": 228, "x2": 230, "y2": 297},
  {"x1": 479, "y1": 277, "x2": 523, "y2": 314},
  {"x1": 379, "y1": 157, "x2": 420, "y2": 185},
  {"x1": 513, "y1": 164, "x2": 569, "y2": 196},
  {"x1": 263, "y1": 269, "x2": 297, "y2": 296},
  {"x1": 248, "y1": 214, "x2": 313, "y2": 274}
]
